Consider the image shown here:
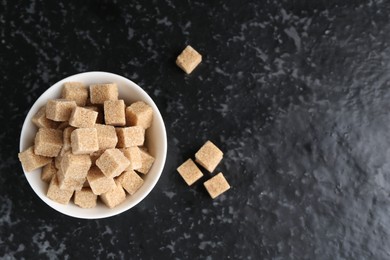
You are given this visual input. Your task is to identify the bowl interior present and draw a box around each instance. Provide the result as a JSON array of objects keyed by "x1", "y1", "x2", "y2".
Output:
[{"x1": 19, "y1": 72, "x2": 167, "y2": 219}]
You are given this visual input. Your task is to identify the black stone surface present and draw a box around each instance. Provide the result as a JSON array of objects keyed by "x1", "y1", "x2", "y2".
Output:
[{"x1": 2, "y1": 0, "x2": 390, "y2": 259}]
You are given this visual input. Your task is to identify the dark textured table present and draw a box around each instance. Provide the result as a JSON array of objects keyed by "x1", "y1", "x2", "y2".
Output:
[{"x1": 2, "y1": 0, "x2": 390, "y2": 259}]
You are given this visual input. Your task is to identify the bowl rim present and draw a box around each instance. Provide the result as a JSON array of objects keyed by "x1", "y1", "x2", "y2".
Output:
[{"x1": 19, "y1": 71, "x2": 167, "y2": 219}]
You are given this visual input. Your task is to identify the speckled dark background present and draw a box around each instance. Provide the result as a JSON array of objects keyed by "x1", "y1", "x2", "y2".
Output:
[{"x1": 2, "y1": 0, "x2": 390, "y2": 259}]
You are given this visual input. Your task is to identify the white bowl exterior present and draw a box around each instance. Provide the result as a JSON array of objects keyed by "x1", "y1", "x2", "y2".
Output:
[{"x1": 19, "y1": 72, "x2": 167, "y2": 219}]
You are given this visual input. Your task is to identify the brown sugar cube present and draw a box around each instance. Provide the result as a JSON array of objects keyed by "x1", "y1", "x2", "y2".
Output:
[
  {"x1": 90, "y1": 150, "x2": 104, "y2": 165},
  {"x1": 32, "y1": 106, "x2": 59, "y2": 129},
  {"x1": 117, "y1": 170, "x2": 144, "y2": 195},
  {"x1": 61, "y1": 152, "x2": 91, "y2": 179},
  {"x1": 34, "y1": 128, "x2": 63, "y2": 157},
  {"x1": 57, "y1": 168, "x2": 85, "y2": 191},
  {"x1": 61, "y1": 82, "x2": 89, "y2": 106},
  {"x1": 104, "y1": 100, "x2": 126, "y2": 126},
  {"x1": 87, "y1": 166, "x2": 116, "y2": 195},
  {"x1": 41, "y1": 160, "x2": 56, "y2": 183},
  {"x1": 100, "y1": 180, "x2": 126, "y2": 208},
  {"x1": 70, "y1": 128, "x2": 99, "y2": 155},
  {"x1": 18, "y1": 146, "x2": 51, "y2": 172},
  {"x1": 203, "y1": 172, "x2": 230, "y2": 199},
  {"x1": 69, "y1": 107, "x2": 98, "y2": 128},
  {"x1": 60, "y1": 126, "x2": 75, "y2": 156},
  {"x1": 195, "y1": 140, "x2": 223, "y2": 173},
  {"x1": 95, "y1": 124, "x2": 118, "y2": 150},
  {"x1": 136, "y1": 149, "x2": 155, "y2": 175},
  {"x1": 46, "y1": 175, "x2": 74, "y2": 204},
  {"x1": 177, "y1": 158, "x2": 204, "y2": 186},
  {"x1": 74, "y1": 187, "x2": 97, "y2": 208},
  {"x1": 89, "y1": 83, "x2": 118, "y2": 104},
  {"x1": 46, "y1": 99, "x2": 77, "y2": 122},
  {"x1": 116, "y1": 126, "x2": 145, "y2": 148},
  {"x1": 176, "y1": 45, "x2": 202, "y2": 74},
  {"x1": 85, "y1": 106, "x2": 104, "y2": 124},
  {"x1": 120, "y1": 147, "x2": 142, "y2": 170},
  {"x1": 125, "y1": 101, "x2": 153, "y2": 129},
  {"x1": 96, "y1": 148, "x2": 130, "y2": 178}
]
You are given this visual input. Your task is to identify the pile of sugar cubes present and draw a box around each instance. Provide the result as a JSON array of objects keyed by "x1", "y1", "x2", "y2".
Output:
[
  {"x1": 177, "y1": 141, "x2": 230, "y2": 199},
  {"x1": 18, "y1": 82, "x2": 155, "y2": 209}
]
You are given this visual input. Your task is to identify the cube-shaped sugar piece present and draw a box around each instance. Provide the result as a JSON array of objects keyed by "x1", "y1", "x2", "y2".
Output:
[
  {"x1": 177, "y1": 158, "x2": 204, "y2": 186},
  {"x1": 87, "y1": 166, "x2": 116, "y2": 195},
  {"x1": 195, "y1": 140, "x2": 223, "y2": 173},
  {"x1": 85, "y1": 106, "x2": 104, "y2": 124},
  {"x1": 90, "y1": 150, "x2": 104, "y2": 165},
  {"x1": 18, "y1": 146, "x2": 51, "y2": 172},
  {"x1": 34, "y1": 128, "x2": 63, "y2": 157},
  {"x1": 46, "y1": 99, "x2": 77, "y2": 122},
  {"x1": 203, "y1": 172, "x2": 230, "y2": 199},
  {"x1": 59, "y1": 126, "x2": 75, "y2": 156},
  {"x1": 176, "y1": 45, "x2": 202, "y2": 74},
  {"x1": 96, "y1": 148, "x2": 130, "y2": 178},
  {"x1": 57, "y1": 168, "x2": 85, "y2": 191},
  {"x1": 100, "y1": 180, "x2": 126, "y2": 208},
  {"x1": 69, "y1": 107, "x2": 98, "y2": 128},
  {"x1": 90, "y1": 83, "x2": 118, "y2": 104},
  {"x1": 32, "y1": 106, "x2": 59, "y2": 129},
  {"x1": 70, "y1": 128, "x2": 99, "y2": 154},
  {"x1": 116, "y1": 126, "x2": 145, "y2": 147},
  {"x1": 117, "y1": 170, "x2": 144, "y2": 195},
  {"x1": 74, "y1": 188, "x2": 97, "y2": 208},
  {"x1": 61, "y1": 152, "x2": 91, "y2": 179},
  {"x1": 136, "y1": 149, "x2": 155, "y2": 175},
  {"x1": 61, "y1": 82, "x2": 89, "y2": 106},
  {"x1": 120, "y1": 147, "x2": 142, "y2": 170},
  {"x1": 125, "y1": 101, "x2": 153, "y2": 129},
  {"x1": 41, "y1": 160, "x2": 56, "y2": 183},
  {"x1": 104, "y1": 100, "x2": 126, "y2": 126},
  {"x1": 95, "y1": 124, "x2": 118, "y2": 150},
  {"x1": 47, "y1": 175, "x2": 74, "y2": 204}
]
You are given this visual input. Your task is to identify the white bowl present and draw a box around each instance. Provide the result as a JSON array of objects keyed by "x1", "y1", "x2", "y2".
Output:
[{"x1": 19, "y1": 71, "x2": 167, "y2": 219}]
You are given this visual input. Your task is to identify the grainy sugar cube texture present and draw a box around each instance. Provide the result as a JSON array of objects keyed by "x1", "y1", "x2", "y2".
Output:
[
  {"x1": 116, "y1": 126, "x2": 145, "y2": 147},
  {"x1": 32, "y1": 106, "x2": 59, "y2": 129},
  {"x1": 177, "y1": 158, "x2": 204, "y2": 186},
  {"x1": 47, "y1": 175, "x2": 74, "y2": 204},
  {"x1": 18, "y1": 146, "x2": 51, "y2": 172},
  {"x1": 69, "y1": 107, "x2": 98, "y2": 128},
  {"x1": 60, "y1": 127, "x2": 75, "y2": 155},
  {"x1": 90, "y1": 83, "x2": 118, "y2": 104},
  {"x1": 125, "y1": 101, "x2": 153, "y2": 129},
  {"x1": 137, "y1": 149, "x2": 155, "y2": 175},
  {"x1": 61, "y1": 152, "x2": 91, "y2": 179},
  {"x1": 71, "y1": 128, "x2": 99, "y2": 154},
  {"x1": 46, "y1": 99, "x2": 77, "y2": 122},
  {"x1": 41, "y1": 160, "x2": 56, "y2": 183},
  {"x1": 117, "y1": 170, "x2": 144, "y2": 195},
  {"x1": 85, "y1": 106, "x2": 104, "y2": 124},
  {"x1": 74, "y1": 188, "x2": 97, "y2": 208},
  {"x1": 95, "y1": 124, "x2": 118, "y2": 150},
  {"x1": 120, "y1": 147, "x2": 142, "y2": 171},
  {"x1": 104, "y1": 100, "x2": 126, "y2": 126},
  {"x1": 34, "y1": 128, "x2": 63, "y2": 157},
  {"x1": 61, "y1": 82, "x2": 89, "y2": 106},
  {"x1": 90, "y1": 150, "x2": 104, "y2": 165},
  {"x1": 203, "y1": 172, "x2": 231, "y2": 199},
  {"x1": 176, "y1": 45, "x2": 202, "y2": 74},
  {"x1": 96, "y1": 148, "x2": 130, "y2": 178},
  {"x1": 100, "y1": 180, "x2": 126, "y2": 208},
  {"x1": 195, "y1": 140, "x2": 223, "y2": 173},
  {"x1": 87, "y1": 166, "x2": 116, "y2": 195},
  {"x1": 57, "y1": 168, "x2": 85, "y2": 191}
]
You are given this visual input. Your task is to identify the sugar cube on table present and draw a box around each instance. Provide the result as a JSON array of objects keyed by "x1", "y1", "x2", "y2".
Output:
[
  {"x1": 95, "y1": 148, "x2": 130, "y2": 178},
  {"x1": 195, "y1": 140, "x2": 223, "y2": 173},
  {"x1": 74, "y1": 187, "x2": 97, "y2": 208},
  {"x1": 117, "y1": 170, "x2": 144, "y2": 195},
  {"x1": 87, "y1": 166, "x2": 116, "y2": 195},
  {"x1": 46, "y1": 175, "x2": 74, "y2": 204},
  {"x1": 34, "y1": 128, "x2": 63, "y2": 157},
  {"x1": 32, "y1": 106, "x2": 59, "y2": 129},
  {"x1": 125, "y1": 101, "x2": 153, "y2": 129},
  {"x1": 70, "y1": 128, "x2": 99, "y2": 155},
  {"x1": 100, "y1": 180, "x2": 126, "y2": 208},
  {"x1": 61, "y1": 82, "x2": 89, "y2": 106},
  {"x1": 18, "y1": 146, "x2": 51, "y2": 172},
  {"x1": 116, "y1": 126, "x2": 145, "y2": 148},
  {"x1": 46, "y1": 99, "x2": 77, "y2": 122},
  {"x1": 89, "y1": 83, "x2": 118, "y2": 104},
  {"x1": 104, "y1": 100, "x2": 126, "y2": 126},
  {"x1": 176, "y1": 45, "x2": 202, "y2": 74},
  {"x1": 203, "y1": 172, "x2": 230, "y2": 199},
  {"x1": 177, "y1": 158, "x2": 204, "y2": 186},
  {"x1": 69, "y1": 106, "x2": 98, "y2": 128}
]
